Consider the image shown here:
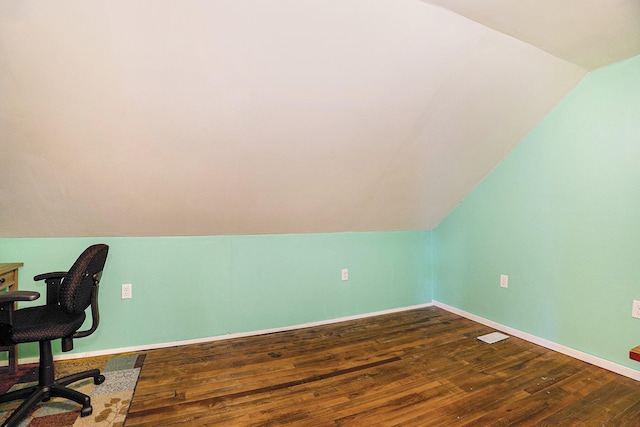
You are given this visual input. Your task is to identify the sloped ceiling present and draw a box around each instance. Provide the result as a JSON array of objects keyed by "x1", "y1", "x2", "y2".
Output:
[{"x1": 1, "y1": 1, "x2": 638, "y2": 237}]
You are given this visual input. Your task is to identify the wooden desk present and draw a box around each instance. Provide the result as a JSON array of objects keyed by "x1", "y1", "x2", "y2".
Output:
[
  {"x1": 630, "y1": 345, "x2": 640, "y2": 362},
  {"x1": 0, "y1": 263, "x2": 23, "y2": 373}
]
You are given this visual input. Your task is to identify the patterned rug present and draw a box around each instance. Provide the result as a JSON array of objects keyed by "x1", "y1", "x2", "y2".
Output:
[{"x1": 0, "y1": 354, "x2": 145, "y2": 426}]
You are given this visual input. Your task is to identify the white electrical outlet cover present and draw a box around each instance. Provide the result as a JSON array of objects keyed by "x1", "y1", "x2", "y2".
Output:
[
  {"x1": 632, "y1": 300, "x2": 640, "y2": 319},
  {"x1": 500, "y1": 274, "x2": 508, "y2": 288}
]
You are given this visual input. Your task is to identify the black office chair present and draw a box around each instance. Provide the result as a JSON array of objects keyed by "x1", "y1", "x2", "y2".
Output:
[{"x1": 0, "y1": 244, "x2": 109, "y2": 426}]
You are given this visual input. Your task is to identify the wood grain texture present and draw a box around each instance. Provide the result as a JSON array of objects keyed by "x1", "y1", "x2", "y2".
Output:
[{"x1": 123, "y1": 307, "x2": 640, "y2": 426}]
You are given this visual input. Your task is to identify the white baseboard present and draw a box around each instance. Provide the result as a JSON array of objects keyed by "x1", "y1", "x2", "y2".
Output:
[
  {"x1": 13, "y1": 301, "x2": 636, "y2": 383},
  {"x1": 7, "y1": 302, "x2": 434, "y2": 365},
  {"x1": 433, "y1": 300, "x2": 640, "y2": 382}
]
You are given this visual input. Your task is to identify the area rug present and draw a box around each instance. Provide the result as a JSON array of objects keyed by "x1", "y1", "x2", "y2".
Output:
[{"x1": 0, "y1": 354, "x2": 145, "y2": 426}]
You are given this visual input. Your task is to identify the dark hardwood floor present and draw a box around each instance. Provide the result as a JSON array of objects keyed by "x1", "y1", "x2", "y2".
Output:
[{"x1": 120, "y1": 306, "x2": 640, "y2": 425}]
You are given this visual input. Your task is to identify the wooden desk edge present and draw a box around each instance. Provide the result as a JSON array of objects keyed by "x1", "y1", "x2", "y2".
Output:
[
  {"x1": 0, "y1": 263, "x2": 24, "y2": 276},
  {"x1": 630, "y1": 345, "x2": 640, "y2": 362}
]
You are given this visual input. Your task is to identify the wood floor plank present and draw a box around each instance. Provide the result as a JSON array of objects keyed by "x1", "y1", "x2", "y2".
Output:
[{"x1": 115, "y1": 306, "x2": 640, "y2": 426}]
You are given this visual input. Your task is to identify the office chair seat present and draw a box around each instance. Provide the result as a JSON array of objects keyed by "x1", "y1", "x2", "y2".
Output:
[{"x1": 11, "y1": 306, "x2": 86, "y2": 344}]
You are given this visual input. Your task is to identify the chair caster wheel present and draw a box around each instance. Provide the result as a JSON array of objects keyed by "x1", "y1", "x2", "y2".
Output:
[
  {"x1": 94, "y1": 374, "x2": 106, "y2": 385},
  {"x1": 81, "y1": 406, "x2": 93, "y2": 417}
]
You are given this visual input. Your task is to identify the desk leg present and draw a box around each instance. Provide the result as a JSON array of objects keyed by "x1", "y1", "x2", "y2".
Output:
[
  {"x1": 0, "y1": 298, "x2": 18, "y2": 374},
  {"x1": 0, "y1": 265, "x2": 21, "y2": 374}
]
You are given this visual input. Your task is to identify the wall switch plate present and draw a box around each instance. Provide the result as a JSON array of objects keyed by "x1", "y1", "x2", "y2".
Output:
[
  {"x1": 632, "y1": 300, "x2": 640, "y2": 319},
  {"x1": 500, "y1": 274, "x2": 508, "y2": 288},
  {"x1": 121, "y1": 283, "x2": 132, "y2": 299},
  {"x1": 342, "y1": 269, "x2": 349, "y2": 281}
]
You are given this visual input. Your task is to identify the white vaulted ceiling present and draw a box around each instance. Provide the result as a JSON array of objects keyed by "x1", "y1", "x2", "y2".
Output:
[{"x1": 1, "y1": 1, "x2": 639, "y2": 237}]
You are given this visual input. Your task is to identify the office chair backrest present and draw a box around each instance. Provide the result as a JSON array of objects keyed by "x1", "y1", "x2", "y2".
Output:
[{"x1": 59, "y1": 244, "x2": 109, "y2": 315}]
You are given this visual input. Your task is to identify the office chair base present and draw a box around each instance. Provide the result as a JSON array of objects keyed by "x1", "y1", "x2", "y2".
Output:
[{"x1": 0, "y1": 369, "x2": 105, "y2": 427}]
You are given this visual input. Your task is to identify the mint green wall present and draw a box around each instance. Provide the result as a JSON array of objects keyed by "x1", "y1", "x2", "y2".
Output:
[
  {"x1": 4, "y1": 57, "x2": 638, "y2": 375},
  {"x1": 0, "y1": 231, "x2": 431, "y2": 358},
  {"x1": 434, "y1": 55, "x2": 640, "y2": 370}
]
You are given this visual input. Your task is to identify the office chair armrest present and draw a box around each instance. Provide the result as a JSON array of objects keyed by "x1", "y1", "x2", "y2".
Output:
[
  {"x1": 0, "y1": 291, "x2": 39, "y2": 348},
  {"x1": 34, "y1": 271, "x2": 67, "y2": 305},
  {"x1": 34, "y1": 271, "x2": 67, "y2": 282},
  {"x1": 0, "y1": 291, "x2": 40, "y2": 304},
  {"x1": 73, "y1": 284, "x2": 100, "y2": 340},
  {"x1": 63, "y1": 282, "x2": 100, "y2": 351}
]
